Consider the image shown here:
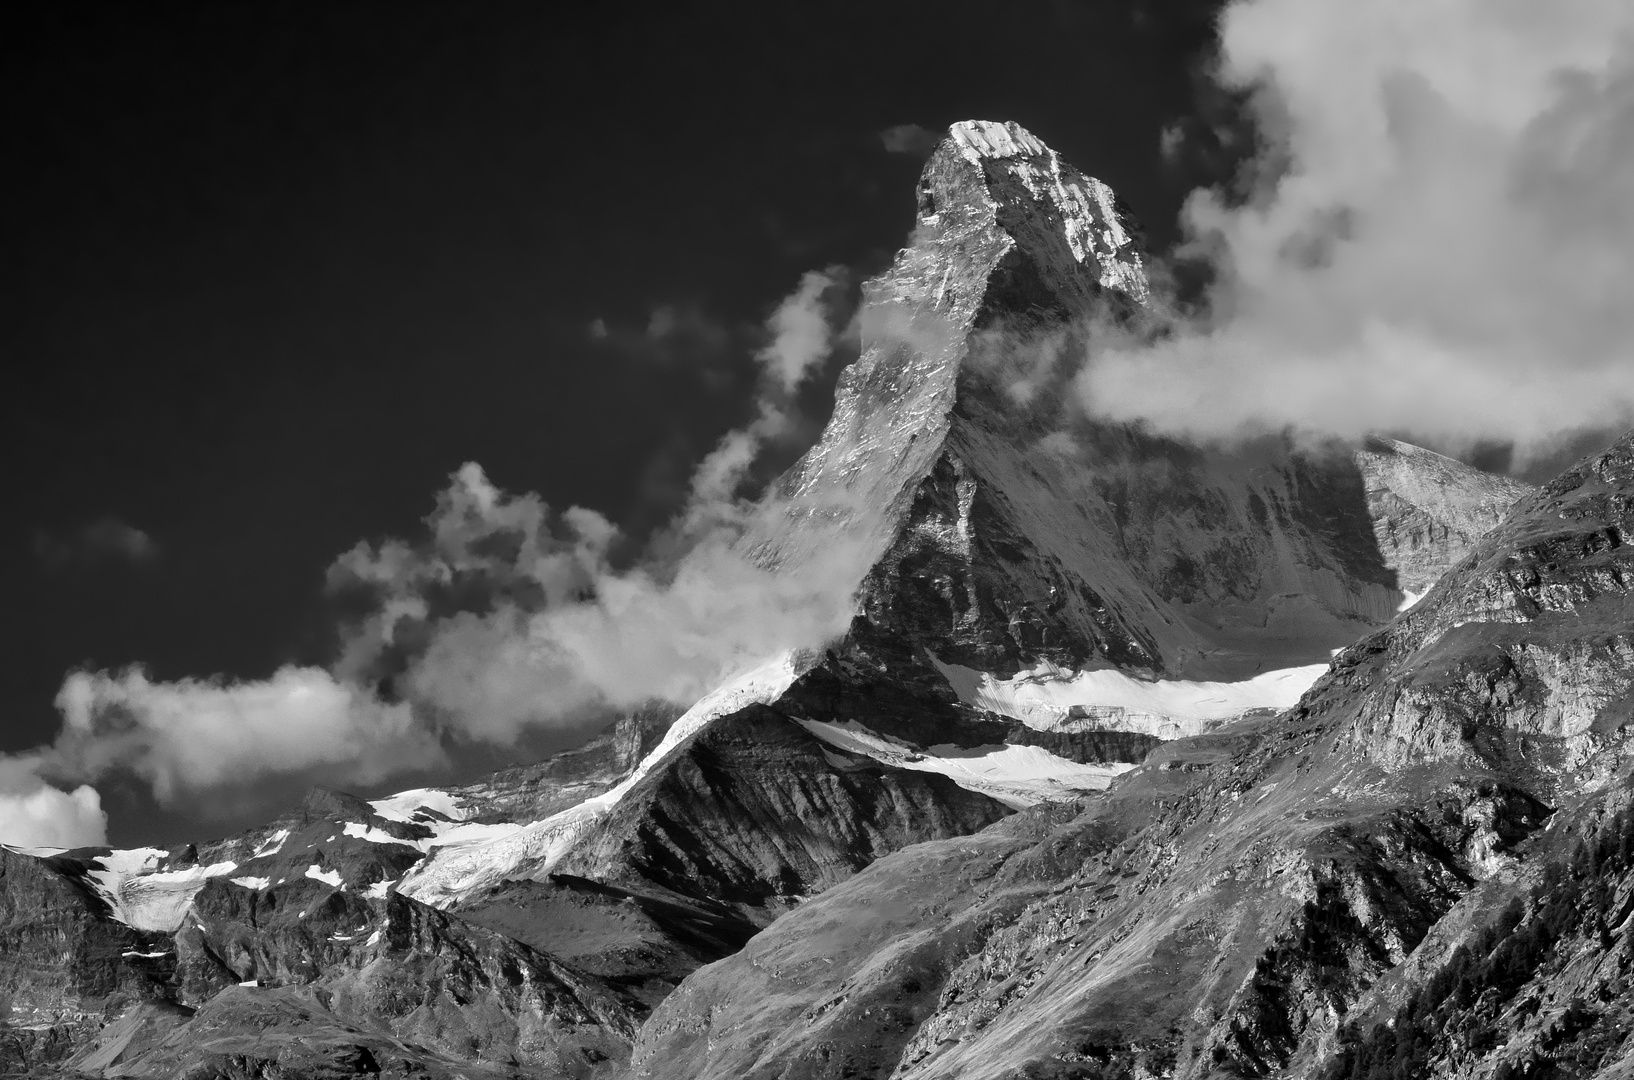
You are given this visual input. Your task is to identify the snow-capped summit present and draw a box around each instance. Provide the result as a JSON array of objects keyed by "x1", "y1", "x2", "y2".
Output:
[
  {"x1": 938, "y1": 119, "x2": 1147, "y2": 301},
  {"x1": 947, "y1": 119, "x2": 1048, "y2": 160}
]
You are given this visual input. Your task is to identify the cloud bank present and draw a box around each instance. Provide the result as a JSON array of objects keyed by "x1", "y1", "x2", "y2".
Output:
[
  {"x1": 34, "y1": 517, "x2": 158, "y2": 569},
  {"x1": 332, "y1": 266, "x2": 857, "y2": 746},
  {"x1": 880, "y1": 123, "x2": 940, "y2": 159},
  {"x1": 0, "y1": 757, "x2": 106, "y2": 850},
  {"x1": 1079, "y1": 0, "x2": 1634, "y2": 453},
  {"x1": 7, "y1": 269, "x2": 861, "y2": 837},
  {"x1": 51, "y1": 667, "x2": 440, "y2": 805}
]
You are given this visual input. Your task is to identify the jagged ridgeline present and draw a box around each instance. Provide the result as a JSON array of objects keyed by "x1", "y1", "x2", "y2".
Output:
[{"x1": 0, "y1": 121, "x2": 1574, "y2": 1080}]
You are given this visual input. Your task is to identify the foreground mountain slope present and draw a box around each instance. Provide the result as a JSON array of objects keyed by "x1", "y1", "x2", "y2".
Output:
[{"x1": 631, "y1": 430, "x2": 1634, "y2": 1080}]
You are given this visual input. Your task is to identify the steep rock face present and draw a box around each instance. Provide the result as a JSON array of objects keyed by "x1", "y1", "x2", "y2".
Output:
[
  {"x1": 1323, "y1": 430, "x2": 1634, "y2": 783},
  {"x1": 1302, "y1": 784, "x2": 1634, "y2": 1080},
  {"x1": 0, "y1": 849, "x2": 168, "y2": 1073},
  {"x1": 458, "y1": 875, "x2": 759, "y2": 1009},
  {"x1": 628, "y1": 432, "x2": 1634, "y2": 1080},
  {"x1": 85, "y1": 881, "x2": 644, "y2": 1078},
  {"x1": 1356, "y1": 437, "x2": 1534, "y2": 597},
  {"x1": 444, "y1": 705, "x2": 678, "y2": 825},
  {"x1": 757, "y1": 122, "x2": 1500, "y2": 692},
  {"x1": 554, "y1": 705, "x2": 1011, "y2": 918}
]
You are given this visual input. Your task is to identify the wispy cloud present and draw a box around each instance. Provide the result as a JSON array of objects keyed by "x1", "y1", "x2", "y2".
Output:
[
  {"x1": 0, "y1": 755, "x2": 105, "y2": 849},
  {"x1": 34, "y1": 517, "x2": 158, "y2": 569},
  {"x1": 1077, "y1": 0, "x2": 1634, "y2": 458},
  {"x1": 49, "y1": 666, "x2": 441, "y2": 807},
  {"x1": 34, "y1": 269, "x2": 864, "y2": 820},
  {"x1": 880, "y1": 123, "x2": 940, "y2": 159}
]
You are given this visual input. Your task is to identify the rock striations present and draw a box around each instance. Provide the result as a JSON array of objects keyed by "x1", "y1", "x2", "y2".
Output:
[{"x1": 0, "y1": 121, "x2": 1572, "y2": 1079}]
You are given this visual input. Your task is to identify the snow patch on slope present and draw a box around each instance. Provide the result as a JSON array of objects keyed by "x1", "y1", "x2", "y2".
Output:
[
  {"x1": 369, "y1": 788, "x2": 470, "y2": 826},
  {"x1": 304, "y1": 865, "x2": 344, "y2": 887},
  {"x1": 250, "y1": 829, "x2": 290, "y2": 860},
  {"x1": 946, "y1": 120, "x2": 1146, "y2": 300},
  {"x1": 341, "y1": 821, "x2": 420, "y2": 848},
  {"x1": 933, "y1": 658, "x2": 1328, "y2": 740},
  {"x1": 950, "y1": 120, "x2": 1047, "y2": 161},
  {"x1": 87, "y1": 848, "x2": 238, "y2": 932},
  {"x1": 396, "y1": 653, "x2": 801, "y2": 907},
  {"x1": 800, "y1": 719, "x2": 1130, "y2": 810}
]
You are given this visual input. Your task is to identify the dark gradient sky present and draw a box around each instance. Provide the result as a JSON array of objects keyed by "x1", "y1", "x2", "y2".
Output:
[{"x1": 4, "y1": 2, "x2": 1244, "y2": 832}]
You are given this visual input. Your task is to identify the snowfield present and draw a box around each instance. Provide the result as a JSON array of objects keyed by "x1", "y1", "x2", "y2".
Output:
[
  {"x1": 932, "y1": 657, "x2": 1329, "y2": 739},
  {"x1": 395, "y1": 652, "x2": 800, "y2": 907},
  {"x1": 799, "y1": 719, "x2": 1131, "y2": 809},
  {"x1": 369, "y1": 788, "x2": 471, "y2": 825},
  {"x1": 86, "y1": 848, "x2": 238, "y2": 932},
  {"x1": 304, "y1": 865, "x2": 344, "y2": 887},
  {"x1": 341, "y1": 821, "x2": 419, "y2": 848}
]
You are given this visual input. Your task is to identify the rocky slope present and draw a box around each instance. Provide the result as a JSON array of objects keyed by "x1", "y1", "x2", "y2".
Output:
[
  {"x1": 630, "y1": 431, "x2": 1634, "y2": 1079},
  {"x1": 1355, "y1": 437, "x2": 1534, "y2": 600},
  {"x1": 0, "y1": 121, "x2": 1541, "y2": 1078}
]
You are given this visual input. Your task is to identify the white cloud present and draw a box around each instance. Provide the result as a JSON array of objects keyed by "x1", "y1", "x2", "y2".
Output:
[
  {"x1": 38, "y1": 267, "x2": 867, "y2": 815},
  {"x1": 0, "y1": 756, "x2": 106, "y2": 849},
  {"x1": 1079, "y1": 0, "x2": 1634, "y2": 454},
  {"x1": 759, "y1": 268, "x2": 846, "y2": 396},
  {"x1": 683, "y1": 267, "x2": 848, "y2": 517},
  {"x1": 326, "y1": 270, "x2": 862, "y2": 744},
  {"x1": 880, "y1": 123, "x2": 940, "y2": 158},
  {"x1": 34, "y1": 517, "x2": 158, "y2": 569},
  {"x1": 52, "y1": 666, "x2": 441, "y2": 805}
]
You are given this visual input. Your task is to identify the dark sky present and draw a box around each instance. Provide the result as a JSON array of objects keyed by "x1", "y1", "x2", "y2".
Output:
[{"x1": 3, "y1": 2, "x2": 1237, "y2": 824}]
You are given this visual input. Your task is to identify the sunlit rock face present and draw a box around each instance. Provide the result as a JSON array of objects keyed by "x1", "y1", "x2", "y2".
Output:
[
  {"x1": 630, "y1": 427, "x2": 1634, "y2": 1080},
  {"x1": 763, "y1": 121, "x2": 1530, "y2": 695},
  {"x1": 629, "y1": 434, "x2": 1634, "y2": 1080},
  {"x1": 1329, "y1": 431, "x2": 1634, "y2": 781},
  {"x1": 1356, "y1": 436, "x2": 1535, "y2": 598}
]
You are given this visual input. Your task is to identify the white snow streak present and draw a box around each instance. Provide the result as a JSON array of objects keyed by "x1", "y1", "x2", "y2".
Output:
[
  {"x1": 368, "y1": 788, "x2": 470, "y2": 826},
  {"x1": 341, "y1": 821, "x2": 419, "y2": 848},
  {"x1": 87, "y1": 849, "x2": 239, "y2": 932},
  {"x1": 396, "y1": 652, "x2": 799, "y2": 907},
  {"x1": 932, "y1": 658, "x2": 1328, "y2": 740},
  {"x1": 304, "y1": 865, "x2": 344, "y2": 887},
  {"x1": 799, "y1": 719, "x2": 1130, "y2": 809}
]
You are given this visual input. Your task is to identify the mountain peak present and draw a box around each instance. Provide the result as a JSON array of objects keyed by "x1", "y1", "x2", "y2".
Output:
[
  {"x1": 916, "y1": 119, "x2": 1149, "y2": 304},
  {"x1": 946, "y1": 119, "x2": 1049, "y2": 161}
]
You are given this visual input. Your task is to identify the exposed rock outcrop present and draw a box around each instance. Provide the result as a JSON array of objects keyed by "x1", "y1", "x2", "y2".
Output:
[
  {"x1": 0, "y1": 849, "x2": 169, "y2": 1074},
  {"x1": 1356, "y1": 436, "x2": 1534, "y2": 598}
]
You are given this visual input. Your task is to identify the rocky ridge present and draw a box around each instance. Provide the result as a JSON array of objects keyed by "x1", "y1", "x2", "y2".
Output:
[{"x1": 629, "y1": 432, "x2": 1634, "y2": 1079}]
